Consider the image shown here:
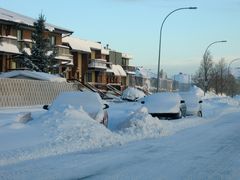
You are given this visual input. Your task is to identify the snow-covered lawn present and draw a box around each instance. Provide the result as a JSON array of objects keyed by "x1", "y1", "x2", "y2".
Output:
[{"x1": 0, "y1": 94, "x2": 240, "y2": 179}]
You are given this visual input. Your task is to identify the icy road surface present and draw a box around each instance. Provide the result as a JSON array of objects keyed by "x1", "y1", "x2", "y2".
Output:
[{"x1": 0, "y1": 108, "x2": 240, "y2": 180}]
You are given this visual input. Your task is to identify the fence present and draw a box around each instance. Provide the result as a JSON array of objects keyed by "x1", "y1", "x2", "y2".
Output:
[{"x1": 0, "y1": 78, "x2": 79, "y2": 107}]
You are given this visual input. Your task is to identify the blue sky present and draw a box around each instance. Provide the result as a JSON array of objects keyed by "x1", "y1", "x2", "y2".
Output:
[{"x1": 1, "y1": 0, "x2": 240, "y2": 75}]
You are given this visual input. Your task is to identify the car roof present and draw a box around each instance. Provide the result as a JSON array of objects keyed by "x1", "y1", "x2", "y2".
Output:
[{"x1": 50, "y1": 91, "x2": 104, "y2": 112}]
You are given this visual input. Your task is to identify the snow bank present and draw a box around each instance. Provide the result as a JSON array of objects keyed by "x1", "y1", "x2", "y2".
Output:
[
  {"x1": 0, "y1": 105, "x2": 206, "y2": 166},
  {"x1": 121, "y1": 87, "x2": 146, "y2": 101},
  {"x1": 1, "y1": 93, "x2": 239, "y2": 166},
  {"x1": 0, "y1": 70, "x2": 66, "y2": 82},
  {"x1": 202, "y1": 95, "x2": 239, "y2": 118}
]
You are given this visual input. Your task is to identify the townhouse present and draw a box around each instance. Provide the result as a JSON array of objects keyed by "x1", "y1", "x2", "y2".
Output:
[
  {"x1": 0, "y1": 7, "x2": 138, "y2": 92},
  {"x1": 63, "y1": 36, "x2": 134, "y2": 91},
  {"x1": 0, "y1": 8, "x2": 73, "y2": 78}
]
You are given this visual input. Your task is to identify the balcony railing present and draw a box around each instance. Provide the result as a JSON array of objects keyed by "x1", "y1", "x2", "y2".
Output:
[
  {"x1": 122, "y1": 65, "x2": 136, "y2": 73},
  {"x1": 88, "y1": 59, "x2": 107, "y2": 70},
  {"x1": 54, "y1": 45, "x2": 73, "y2": 65},
  {"x1": 0, "y1": 36, "x2": 21, "y2": 54}
]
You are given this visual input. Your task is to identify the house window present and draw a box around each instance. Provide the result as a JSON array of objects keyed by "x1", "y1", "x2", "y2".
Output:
[
  {"x1": 87, "y1": 72, "x2": 92, "y2": 82},
  {"x1": 5, "y1": 25, "x2": 11, "y2": 36},
  {"x1": 50, "y1": 36, "x2": 56, "y2": 46},
  {"x1": 17, "y1": 30, "x2": 23, "y2": 41},
  {"x1": 0, "y1": 25, "x2": 2, "y2": 36}
]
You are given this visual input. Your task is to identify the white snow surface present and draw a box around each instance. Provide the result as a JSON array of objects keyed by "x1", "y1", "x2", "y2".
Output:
[
  {"x1": 111, "y1": 64, "x2": 127, "y2": 77},
  {"x1": 139, "y1": 92, "x2": 183, "y2": 114},
  {"x1": 0, "y1": 70, "x2": 66, "y2": 82},
  {"x1": 0, "y1": 36, "x2": 21, "y2": 54},
  {"x1": 121, "y1": 87, "x2": 146, "y2": 101},
  {"x1": 179, "y1": 86, "x2": 204, "y2": 114},
  {"x1": 0, "y1": 8, "x2": 72, "y2": 34},
  {"x1": 0, "y1": 92, "x2": 240, "y2": 179},
  {"x1": 135, "y1": 66, "x2": 156, "y2": 78}
]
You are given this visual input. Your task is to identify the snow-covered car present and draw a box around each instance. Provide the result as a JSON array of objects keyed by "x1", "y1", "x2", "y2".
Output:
[
  {"x1": 121, "y1": 87, "x2": 146, "y2": 101},
  {"x1": 139, "y1": 92, "x2": 187, "y2": 119},
  {"x1": 179, "y1": 86, "x2": 204, "y2": 117},
  {"x1": 43, "y1": 91, "x2": 109, "y2": 127}
]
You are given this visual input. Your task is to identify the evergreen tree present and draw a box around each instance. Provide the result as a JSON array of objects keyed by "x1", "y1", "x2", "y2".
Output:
[
  {"x1": 31, "y1": 13, "x2": 54, "y2": 72},
  {"x1": 16, "y1": 51, "x2": 40, "y2": 71}
]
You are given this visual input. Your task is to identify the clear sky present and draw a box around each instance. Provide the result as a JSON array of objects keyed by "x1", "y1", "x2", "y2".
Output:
[{"x1": 1, "y1": 0, "x2": 240, "y2": 76}]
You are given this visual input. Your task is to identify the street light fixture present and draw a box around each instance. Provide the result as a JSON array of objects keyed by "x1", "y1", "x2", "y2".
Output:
[
  {"x1": 203, "y1": 40, "x2": 227, "y2": 95},
  {"x1": 203, "y1": 40, "x2": 227, "y2": 60},
  {"x1": 156, "y1": 6, "x2": 197, "y2": 92},
  {"x1": 227, "y1": 58, "x2": 240, "y2": 97},
  {"x1": 228, "y1": 58, "x2": 240, "y2": 75}
]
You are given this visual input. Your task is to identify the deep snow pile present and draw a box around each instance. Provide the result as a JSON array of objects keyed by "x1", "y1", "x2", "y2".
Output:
[
  {"x1": 0, "y1": 94, "x2": 239, "y2": 166},
  {"x1": 202, "y1": 93, "x2": 240, "y2": 118}
]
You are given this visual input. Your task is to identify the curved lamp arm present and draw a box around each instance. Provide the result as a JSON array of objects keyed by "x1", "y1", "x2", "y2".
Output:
[{"x1": 156, "y1": 7, "x2": 197, "y2": 92}]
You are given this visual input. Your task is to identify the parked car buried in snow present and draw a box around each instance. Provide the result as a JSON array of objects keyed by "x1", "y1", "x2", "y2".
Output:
[
  {"x1": 121, "y1": 87, "x2": 146, "y2": 101},
  {"x1": 179, "y1": 87, "x2": 203, "y2": 117},
  {"x1": 43, "y1": 91, "x2": 109, "y2": 127},
  {"x1": 139, "y1": 92, "x2": 187, "y2": 119}
]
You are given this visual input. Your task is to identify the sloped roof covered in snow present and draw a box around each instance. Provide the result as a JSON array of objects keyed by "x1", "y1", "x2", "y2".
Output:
[
  {"x1": 135, "y1": 67, "x2": 156, "y2": 78},
  {"x1": 111, "y1": 64, "x2": 127, "y2": 77},
  {"x1": 122, "y1": 53, "x2": 133, "y2": 59},
  {"x1": 101, "y1": 48, "x2": 109, "y2": 55},
  {"x1": 62, "y1": 36, "x2": 91, "y2": 53},
  {"x1": 0, "y1": 70, "x2": 66, "y2": 82},
  {"x1": 63, "y1": 36, "x2": 104, "y2": 53},
  {"x1": 0, "y1": 8, "x2": 73, "y2": 34}
]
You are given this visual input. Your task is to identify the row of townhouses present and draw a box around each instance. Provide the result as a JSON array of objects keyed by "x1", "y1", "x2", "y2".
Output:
[{"x1": 0, "y1": 8, "x2": 137, "y2": 92}]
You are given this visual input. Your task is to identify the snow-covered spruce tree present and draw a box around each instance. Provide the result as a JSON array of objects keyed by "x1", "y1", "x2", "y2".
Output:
[
  {"x1": 16, "y1": 51, "x2": 40, "y2": 71},
  {"x1": 31, "y1": 13, "x2": 55, "y2": 72}
]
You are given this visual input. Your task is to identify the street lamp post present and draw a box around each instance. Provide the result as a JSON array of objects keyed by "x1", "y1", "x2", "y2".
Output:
[
  {"x1": 228, "y1": 58, "x2": 240, "y2": 97},
  {"x1": 202, "y1": 40, "x2": 227, "y2": 95},
  {"x1": 156, "y1": 6, "x2": 197, "y2": 92},
  {"x1": 228, "y1": 58, "x2": 240, "y2": 75}
]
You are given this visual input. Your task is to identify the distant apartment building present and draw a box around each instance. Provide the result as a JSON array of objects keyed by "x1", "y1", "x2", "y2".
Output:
[
  {"x1": 0, "y1": 8, "x2": 73, "y2": 78},
  {"x1": 173, "y1": 72, "x2": 192, "y2": 91}
]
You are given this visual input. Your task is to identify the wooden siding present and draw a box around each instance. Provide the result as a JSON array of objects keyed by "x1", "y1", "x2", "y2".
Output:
[{"x1": 23, "y1": 30, "x2": 32, "y2": 39}]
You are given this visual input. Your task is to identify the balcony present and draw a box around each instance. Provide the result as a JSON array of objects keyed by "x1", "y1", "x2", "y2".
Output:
[
  {"x1": 0, "y1": 36, "x2": 21, "y2": 54},
  {"x1": 18, "y1": 39, "x2": 33, "y2": 55},
  {"x1": 88, "y1": 59, "x2": 107, "y2": 70},
  {"x1": 54, "y1": 45, "x2": 73, "y2": 65},
  {"x1": 122, "y1": 65, "x2": 136, "y2": 75}
]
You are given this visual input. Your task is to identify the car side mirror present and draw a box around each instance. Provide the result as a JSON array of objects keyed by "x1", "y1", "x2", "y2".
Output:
[
  {"x1": 141, "y1": 101, "x2": 145, "y2": 104},
  {"x1": 103, "y1": 104, "x2": 109, "y2": 110},
  {"x1": 180, "y1": 100, "x2": 185, "y2": 104},
  {"x1": 43, "y1": 105, "x2": 49, "y2": 110},
  {"x1": 199, "y1": 100, "x2": 203, "y2": 103}
]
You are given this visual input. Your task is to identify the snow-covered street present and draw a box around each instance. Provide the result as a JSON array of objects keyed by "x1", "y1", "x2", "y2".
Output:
[{"x1": 0, "y1": 95, "x2": 240, "y2": 179}]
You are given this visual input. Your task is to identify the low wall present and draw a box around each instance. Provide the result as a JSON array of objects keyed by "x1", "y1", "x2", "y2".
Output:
[{"x1": 0, "y1": 78, "x2": 79, "y2": 107}]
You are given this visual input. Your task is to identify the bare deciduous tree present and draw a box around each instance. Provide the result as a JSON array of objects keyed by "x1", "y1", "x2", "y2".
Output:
[
  {"x1": 193, "y1": 51, "x2": 213, "y2": 94},
  {"x1": 210, "y1": 58, "x2": 227, "y2": 95}
]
